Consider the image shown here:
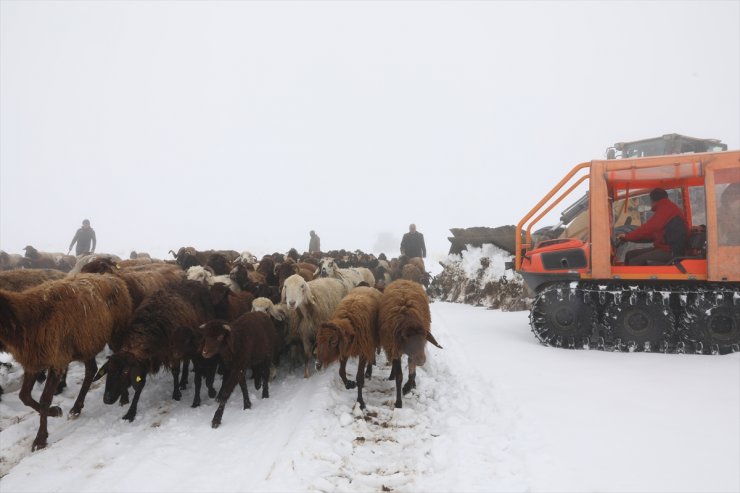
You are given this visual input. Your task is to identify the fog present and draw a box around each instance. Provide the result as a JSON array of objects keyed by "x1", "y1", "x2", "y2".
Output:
[{"x1": 1, "y1": 1, "x2": 738, "y2": 262}]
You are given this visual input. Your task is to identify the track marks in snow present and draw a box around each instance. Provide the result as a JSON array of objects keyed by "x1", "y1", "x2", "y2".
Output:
[{"x1": 260, "y1": 301, "x2": 530, "y2": 492}]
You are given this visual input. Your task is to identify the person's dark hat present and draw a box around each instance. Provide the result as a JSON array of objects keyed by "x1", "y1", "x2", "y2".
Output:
[
  {"x1": 82, "y1": 219, "x2": 90, "y2": 225},
  {"x1": 649, "y1": 188, "x2": 668, "y2": 202}
]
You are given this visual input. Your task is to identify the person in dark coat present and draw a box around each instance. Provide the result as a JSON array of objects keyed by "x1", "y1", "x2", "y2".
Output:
[
  {"x1": 309, "y1": 230, "x2": 321, "y2": 253},
  {"x1": 400, "y1": 223, "x2": 426, "y2": 258},
  {"x1": 618, "y1": 188, "x2": 688, "y2": 265},
  {"x1": 68, "y1": 219, "x2": 97, "y2": 256}
]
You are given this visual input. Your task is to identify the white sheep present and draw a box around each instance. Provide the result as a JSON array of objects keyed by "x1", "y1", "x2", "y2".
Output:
[
  {"x1": 233, "y1": 250, "x2": 258, "y2": 266},
  {"x1": 281, "y1": 274, "x2": 346, "y2": 378},
  {"x1": 186, "y1": 265, "x2": 241, "y2": 293},
  {"x1": 316, "y1": 258, "x2": 375, "y2": 294},
  {"x1": 252, "y1": 296, "x2": 288, "y2": 320},
  {"x1": 67, "y1": 253, "x2": 123, "y2": 276}
]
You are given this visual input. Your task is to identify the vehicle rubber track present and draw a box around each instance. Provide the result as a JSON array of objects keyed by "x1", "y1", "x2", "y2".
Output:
[{"x1": 530, "y1": 281, "x2": 740, "y2": 355}]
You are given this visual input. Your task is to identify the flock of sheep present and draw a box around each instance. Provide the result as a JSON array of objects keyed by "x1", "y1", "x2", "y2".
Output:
[{"x1": 0, "y1": 245, "x2": 440, "y2": 452}]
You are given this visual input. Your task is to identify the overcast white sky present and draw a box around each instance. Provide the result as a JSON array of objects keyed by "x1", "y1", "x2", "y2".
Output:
[{"x1": 1, "y1": 1, "x2": 738, "y2": 262}]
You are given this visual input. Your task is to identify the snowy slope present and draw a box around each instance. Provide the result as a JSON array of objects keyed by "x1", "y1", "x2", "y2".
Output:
[{"x1": 1, "y1": 301, "x2": 738, "y2": 493}]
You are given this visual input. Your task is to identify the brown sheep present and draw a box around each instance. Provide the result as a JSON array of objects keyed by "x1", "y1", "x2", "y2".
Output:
[
  {"x1": 81, "y1": 257, "x2": 185, "y2": 310},
  {"x1": 0, "y1": 250, "x2": 24, "y2": 270},
  {"x1": 170, "y1": 247, "x2": 238, "y2": 272},
  {"x1": 129, "y1": 251, "x2": 152, "y2": 260},
  {"x1": 0, "y1": 273, "x2": 133, "y2": 450},
  {"x1": 22, "y1": 246, "x2": 76, "y2": 272},
  {"x1": 230, "y1": 264, "x2": 279, "y2": 303},
  {"x1": 257, "y1": 256, "x2": 278, "y2": 286},
  {"x1": 211, "y1": 282, "x2": 254, "y2": 321},
  {"x1": 276, "y1": 261, "x2": 315, "y2": 292},
  {"x1": 316, "y1": 286, "x2": 382, "y2": 409},
  {"x1": 206, "y1": 253, "x2": 233, "y2": 276},
  {"x1": 199, "y1": 312, "x2": 279, "y2": 428},
  {"x1": 401, "y1": 263, "x2": 425, "y2": 285},
  {"x1": 116, "y1": 258, "x2": 161, "y2": 268},
  {"x1": 0, "y1": 268, "x2": 67, "y2": 292},
  {"x1": 378, "y1": 279, "x2": 442, "y2": 408},
  {"x1": 0, "y1": 268, "x2": 72, "y2": 396}
]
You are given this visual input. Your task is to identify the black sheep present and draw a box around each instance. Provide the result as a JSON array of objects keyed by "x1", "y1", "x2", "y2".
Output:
[
  {"x1": 94, "y1": 280, "x2": 215, "y2": 422},
  {"x1": 199, "y1": 312, "x2": 279, "y2": 428}
]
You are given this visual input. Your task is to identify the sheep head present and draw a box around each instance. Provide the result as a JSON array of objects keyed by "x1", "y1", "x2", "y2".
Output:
[
  {"x1": 282, "y1": 274, "x2": 311, "y2": 311},
  {"x1": 252, "y1": 297, "x2": 287, "y2": 321},
  {"x1": 187, "y1": 265, "x2": 214, "y2": 284},
  {"x1": 230, "y1": 264, "x2": 250, "y2": 289},
  {"x1": 199, "y1": 319, "x2": 231, "y2": 359},
  {"x1": 318, "y1": 258, "x2": 338, "y2": 278},
  {"x1": 23, "y1": 245, "x2": 39, "y2": 258},
  {"x1": 210, "y1": 282, "x2": 231, "y2": 306},
  {"x1": 206, "y1": 253, "x2": 232, "y2": 276},
  {"x1": 316, "y1": 320, "x2": 353, "y2": 367},
  {"x1": 395, "y1": 324, "x2": 443, "y2": 367},
  {"x1": 80, "y1": 257, "x2": 117, "y2": 274},
  {"x1": 95, "y1": 352, "x2": 145, "y2": 405}
]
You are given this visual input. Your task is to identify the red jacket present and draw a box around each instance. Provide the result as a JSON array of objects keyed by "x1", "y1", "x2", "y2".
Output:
[{"x1": 623, "y1": 198, "x2": 688, "y2": 252}]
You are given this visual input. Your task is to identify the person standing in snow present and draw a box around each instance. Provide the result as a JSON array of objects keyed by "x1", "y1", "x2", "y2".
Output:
[
  {"x1": 309, "y1": 230, "x2": 321, "y2": 253},
  {"x1": 68, "y1": 219, "x2": 97, "y2": 256},
  {"x1": 400, "y1": 223, "x2": 426, "y2": 258}
]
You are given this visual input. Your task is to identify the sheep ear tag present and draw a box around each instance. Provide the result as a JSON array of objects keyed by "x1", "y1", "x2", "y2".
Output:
[
  {"x1": 135, "y1": 375, "x2": 142, "y2": 383},
  {"x1": 93, "y1": 362, "x2": 108, "y2": 381}
]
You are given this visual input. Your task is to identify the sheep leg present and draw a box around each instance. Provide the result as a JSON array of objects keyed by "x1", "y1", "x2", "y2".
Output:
[
  {"x1": 191, "y1": 364, "x2": 202, "y2": 408},
  {"x1": 239, "y1": 374, "x2": 251, "y2": 409},
  {"x1": 402, "y1": 361, "x2": 417, "y2": 395},
  {"x1": 205, "y1": 360, "x2": 218, "y2": 399},
  {"x1": 122, "y1": 375, "x2": 146, "y2": 422},
  {"x1": 170, "y1": 364, "x2": 182, "y2": 401},
  {"x1": 339, "y1": 357, "x2": 356, "y2": 389},
  {"x1": 32, "y1": 369, "x2": 62, "y2": 451},
  {"x1": 365, "y1": 356, "x2": 375, "y2": 380},
  {"x1": 19, "y1": 371, "x2": 42, "y2": 412},
  {"x1": 69, "y1": 358, "x2": 97, "y2": 418},
  {"x1": 356, "y1": 356, "x2": 367, "y2": 410},
  {"x1": 212, "y1": 370, "x2": 242, "y2": 428},
  {"x1": 392, "y1": 359, "x2": 403, "y2": 408},
  {"x1": 388, "y1": 362, "x2": 397, "y2": 381},
  {"x1": 54, "y1": 367, "x2": 68, "y2": 395},
  {"x1": 302, "y1": 335, "x2": 312, "y2": 379},
  {"x1": 179, "y1": 358, "x2": 189, "y2": 390},
  {"x1": 120, "y1": 386, "x2": 130, "y2": 405},
  {"x1": 260, "y1": 365, "x2": 269, "y2": 399}
]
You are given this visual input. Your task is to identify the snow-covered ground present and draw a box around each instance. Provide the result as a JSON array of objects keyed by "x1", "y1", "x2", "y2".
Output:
[{"x1": 1, "y1": 301, "x2": 738, "y2": 493}]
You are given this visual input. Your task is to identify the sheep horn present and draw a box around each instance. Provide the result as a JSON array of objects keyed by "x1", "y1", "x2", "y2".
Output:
[{"x1": 426, "y1": 332, "x2": 443, "y2": 349}]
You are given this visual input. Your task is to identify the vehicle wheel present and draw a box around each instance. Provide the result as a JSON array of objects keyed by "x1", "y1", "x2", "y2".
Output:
[
  {"x1": 530, "y1": 284, "x2": 594, "y2": 348},
  {"x1": 682, "y1": 295, "x2": 740, "y2": 355},
  {"x1": 604, "y1": 292, "x2": 673, "y2": 351}
]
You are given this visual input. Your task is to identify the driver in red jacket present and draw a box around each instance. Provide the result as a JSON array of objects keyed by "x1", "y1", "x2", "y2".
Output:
[{"x1": 617, "y1": 188, "x2": 689, "y2": 266}]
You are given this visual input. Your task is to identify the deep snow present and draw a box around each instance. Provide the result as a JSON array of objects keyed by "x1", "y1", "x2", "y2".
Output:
[{"x1": 1, "y1": 299, "x2": 738, "y2": 493}]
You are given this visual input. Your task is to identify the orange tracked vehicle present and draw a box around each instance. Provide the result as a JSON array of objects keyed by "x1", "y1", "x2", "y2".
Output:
[{"x1": 510, "y1": 147, "x2": 739, "y2": 354}]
